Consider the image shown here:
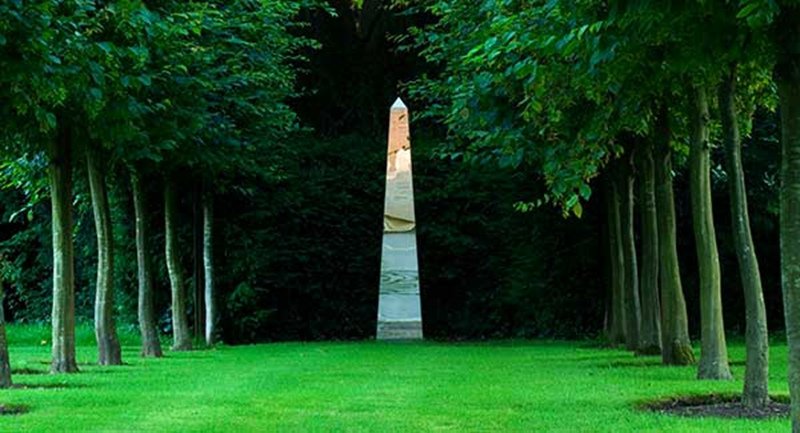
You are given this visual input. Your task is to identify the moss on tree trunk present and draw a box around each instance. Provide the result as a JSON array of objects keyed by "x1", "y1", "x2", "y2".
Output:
[
  {"x1": 86, "y1": 145, "x2": 122, "y2": 366},
  {"x1": 653, "y1": 105, "x2": 695, "y2": 366},
  {"x1": 689, "y1": 87, "x2": 732, "y2": 380},
  {"x1": 719, "y1": 65, "x2": 769, "y2": 405},
  {"x1": 165, "y1": 179, "x2": 192, "y2": 351},
  {"x1": 637, "y1": 139, "x2": 662, "y2": 355}
]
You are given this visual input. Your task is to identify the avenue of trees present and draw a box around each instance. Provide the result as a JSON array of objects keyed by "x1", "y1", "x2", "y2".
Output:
[
  {"x1": 0, "y1": 0, "x2": 311, "y2": 378},
  {"x1": 407, "y1": 0, "x2": 800, "y2": 428}
]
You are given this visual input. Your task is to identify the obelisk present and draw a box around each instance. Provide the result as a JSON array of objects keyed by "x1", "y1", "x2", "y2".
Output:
[{"x1": 377, "y1": 98, "x2": 423, "y2": 340}]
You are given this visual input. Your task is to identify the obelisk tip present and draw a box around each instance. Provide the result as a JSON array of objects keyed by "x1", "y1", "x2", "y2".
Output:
[{"x1": 391, "y1": 97, "x2": 407, "y2": 111}]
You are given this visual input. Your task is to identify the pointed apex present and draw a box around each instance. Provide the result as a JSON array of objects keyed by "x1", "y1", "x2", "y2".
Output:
[{"x1": 391, "y1": 97, "x2": 407, "y2": 111}]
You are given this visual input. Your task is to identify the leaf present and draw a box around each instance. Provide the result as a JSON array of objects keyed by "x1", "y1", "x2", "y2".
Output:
[
  {"x1": 579, "y1": 184, "x2": 592, "y2": 200},
  {"x1": 89, "y1": 88, "x2": 103, "y2": 101},
  {"x1": 736, "y1": 3, "x2": 759, "y2": 19},
  {"x1": 97, "y1": 41, "x2": 113, "y2": 54},
  {"x1": 572, "y1": 201, "x2": 583, "y2": 218},
  {"x1": 45, "y1": 112, "x2": 56, "y2": 131}
]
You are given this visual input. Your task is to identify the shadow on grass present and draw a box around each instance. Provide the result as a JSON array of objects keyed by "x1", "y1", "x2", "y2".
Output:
[
  {"x1": 8, "y1": 382, "x2": 86, "y2": 390},
  {"x1": 638, "y1": 393, "x2": 790, "y2": 419},
  {"x1": 604, "y1": 359, "x2": 663, "y2": 368},
  {"x1": 0, "y1": 404, "x2": 28, "y2": 416},
  {"x1": 11, "y1": 368, "x2": 47, "y2": 375},
  {"x1": 601, "y1": 359, "x2": 745, "y2": 369}
]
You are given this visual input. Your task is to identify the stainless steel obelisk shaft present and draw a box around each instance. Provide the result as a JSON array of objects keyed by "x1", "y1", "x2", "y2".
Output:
[{"x1": 376, "y1": 98, "x2": 423, "y2": 340}]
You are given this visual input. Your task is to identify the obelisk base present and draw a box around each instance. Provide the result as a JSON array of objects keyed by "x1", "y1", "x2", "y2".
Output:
[{"x1": 377, "y1": 320, "x2": 423, "y2": 340}]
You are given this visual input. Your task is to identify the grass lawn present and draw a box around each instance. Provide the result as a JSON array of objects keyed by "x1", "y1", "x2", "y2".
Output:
[{"x1": 0, "y1": 325, "x2": 789, "y2": 432}]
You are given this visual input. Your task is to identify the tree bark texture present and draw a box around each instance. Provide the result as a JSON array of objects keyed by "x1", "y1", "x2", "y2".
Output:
[
  {"x1": 606, "y1": 175, "x2": 626, "y2": 346},
  {"x1": 689, "y1": 87, "x2": 732, "y2": 380},
  {"x1": 203, "y1": 189, "x2": 217, "y2": 345},
  {"x1": 653, "y1": 105, "x2": 695, "y2": 366},
  {"x1": 0, "y1": 284, "x2": 12, "y2": 387},
  {"x1": 86, "y1": 145, "x2": 122, "y2": 366},
  {"x1": 165, "y1": 179, "x2": 192, "y2": 351},
  {"x1": 637, "y1": 139, "x2": 662, "y2": 355},
  {"x1": 777, "y1": 7, "x2": 800, "y2": 429},
  {"x1": 132, "y1": 171, "x2": 163, "y2": 358},
  {"x1": 49, "y1": 120, "x2": 79, "y2": 373},
  {"x1": 719, "y1": 65, "x2": 769, "y2": 405},
  {"x1": 618, "y1": 154, "x2": 642, "y2": 352}
]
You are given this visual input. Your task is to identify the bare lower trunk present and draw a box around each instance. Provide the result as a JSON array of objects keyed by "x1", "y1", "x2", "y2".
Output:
[
  {"x1": 619, "y1": 155, "x2": 641, "y2": 351},
  {"x1": 719, "y1": 65, "x2": 769, "y2": 405},
  {"x1": 606, "y1": 175, "x2": 626, "y2": 345},
  {"x1": 0, "y1": 285, "x2": 12, "y2": 387},
  {"x1": 49, "y1": 120, "x2": 78, "y2": 374},
  {"x1": 203, "y1": 190, "x2": 217, "y2": 345},
  {"x1": 637, "y1": 139, "x2": 662, "y2": 355},
  {"x1": 653, "y1": 104, "x2": 695, "y2": 366},
  {"x1": 689, "y1": 87, "x2": 732, "y2": 380},
  {"x1": 165, "y1": 178, "x2": 192, "y2": 351},
  {"x1": 132, "y1": 170, "x2": 162, "y2": 358},
  {"x1": 86, "y1": 146, "x2": 122, "y2": 366},
  {"x1": 776, "y1": 9, "x2": 800, "y2": 429}
]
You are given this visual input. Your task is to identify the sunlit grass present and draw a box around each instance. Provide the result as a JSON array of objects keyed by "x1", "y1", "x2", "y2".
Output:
[{"x1": 0, "y1": 325, "x2": 789, "y2": 432}]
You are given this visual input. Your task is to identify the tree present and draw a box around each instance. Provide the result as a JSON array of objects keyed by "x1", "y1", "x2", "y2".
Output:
[
  {"x1": 0, "y1": 0, "x2": 139, "y2": 373},
  {"x1": 605, "y1": 173, "x2": 626, "y2": 345},
  {"x1": 636, "y1": 138, "x2": 662, "y2": 355},
  {"x1": 0, "y1": 1, "x2": 87, "y2": 374},
  {"x1": 759, "y1": 1, "x2": 800, "y2": 428},
  {"x1": 653, "y1": 105, "x2": 695, "y2": 366},
  {"x1": 688, "y1": 86, "x2": 732, "y2": 379},
  {"x1": 203, "y1": 188, "x2": 216, "y2": 345},
  {"x1": 86, "y1": 144, "x2": 122, "y2": 365},
  {"x1": 406, "y1": 0, "x2": 695, "y2": 362},
  {"x1": 164, "y1": 177, "x2": 192, "y2": 350},
  {"x1": 617, "y1": 149, "x2": 641, "y2": 351},
  {"x1": 719, "y1": 64, "x2": 769, "y2": 405},
  {"x1": 131, "y1": 169, "x2": 162, "y2": 357},
  {"x1": 0, "y1": 277, "x2": 11, "y2": 387},
  {"x1": 48, "y1": 120, "x2": 79, "y2": 373}
]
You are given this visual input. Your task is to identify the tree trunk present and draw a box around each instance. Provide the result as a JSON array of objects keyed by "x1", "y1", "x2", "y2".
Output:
[
  {"x1": 203, "y1": 189, "x2": 217, "y2": 345},
  {"x1": 689, "y1": 87, "x2": 732, "y2": 380},
  {"x1": 776, "y1": 8, "x2": 800, "y2": 429},
  {"x1": 132, "y1": 170, "x2": 163, "y2": 358},
  {"x1": 165, "y1": 178, "x2": 192, "y2": 351},
  {"x1": 618, "y1": 154, "x2": 642, "y2": 351},
  {"x1": 637, "y1": 139, "x2": 662, "y2": 355},
  {"x1": 605, "y1": 174, "x2": 626, "y2": 345},
  {"x1": 653, "y1": 104, "x2": 695, "y2": 366},
  {"x1": 719, "y1": 65, "x2": 769, "y2": 405},
  {"x1": 192, "y1": 184, "x2": 205, "y2": 341},
  {"x1": 86, "y1": 145, "x2": 122, "y2": 366},
  {"x1": 0, "y1": 284, "x2": 12, "y2": 387},
  {"x1": 48, "y1": 120, "x2": 78, "y2": 373}
]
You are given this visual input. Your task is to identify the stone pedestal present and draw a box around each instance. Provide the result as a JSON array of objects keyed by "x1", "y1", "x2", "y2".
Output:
[{"x1": 377, "y1": 98, "x2": 423, "y2": 340}]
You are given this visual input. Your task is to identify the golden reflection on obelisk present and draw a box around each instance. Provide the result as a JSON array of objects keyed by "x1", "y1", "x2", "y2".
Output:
[{"x1": 377, "y1": 98, "x2": 423, "y2": 340}]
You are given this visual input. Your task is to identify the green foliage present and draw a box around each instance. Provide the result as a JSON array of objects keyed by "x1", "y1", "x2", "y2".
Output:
[{"x1": 404, "y1": 0, "x2": 779, "y2": 216}]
